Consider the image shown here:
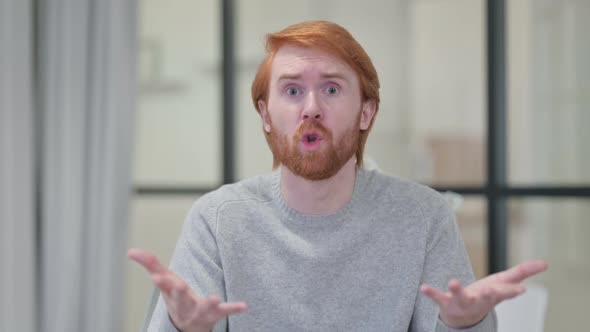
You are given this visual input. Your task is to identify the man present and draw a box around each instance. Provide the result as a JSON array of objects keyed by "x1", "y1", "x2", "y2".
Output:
[{"x1": 129, "y1": 21, "x2": 547, "y2": 332}]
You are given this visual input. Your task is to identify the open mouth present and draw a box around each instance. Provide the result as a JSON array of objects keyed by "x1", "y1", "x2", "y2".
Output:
[
  {"x1": 299, "y1": 132, "x2": 324, "y2": 150},
  {"x1": 306, "y1": 134, "x2": 318, "y2": 143},
  {"x1": 301, "y1": 132, "x2": 323, "y2": 144}
]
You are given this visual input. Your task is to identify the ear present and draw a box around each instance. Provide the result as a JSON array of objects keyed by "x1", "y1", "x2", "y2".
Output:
[
  {"x1": 359, "y1": 99, "x2": 376, "y2": 130},
  {"x1": 258, "y1": 100, "x2": 272, "y2": 133}
]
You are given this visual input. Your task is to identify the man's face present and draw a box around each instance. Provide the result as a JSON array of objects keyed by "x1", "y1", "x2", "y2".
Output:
[{"x1": 258, "y1": 45, "x2": 375, "y2": 180}]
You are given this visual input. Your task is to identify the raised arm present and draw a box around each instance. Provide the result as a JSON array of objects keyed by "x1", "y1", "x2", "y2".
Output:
[
  {"x1": 421, "y1": 260, "x2": 548, "y2": 329},
  {"x1": 129, "y1": 197, "x2": 248, "y2": 332},
  {"x1": 128, "y1": 249, "x2": 247, "y2": 332}
]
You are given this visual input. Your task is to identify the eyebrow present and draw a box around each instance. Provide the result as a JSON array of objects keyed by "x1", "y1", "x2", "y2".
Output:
[{"x1": 277, "y1": 72, "x2": 349, "y2": 83}]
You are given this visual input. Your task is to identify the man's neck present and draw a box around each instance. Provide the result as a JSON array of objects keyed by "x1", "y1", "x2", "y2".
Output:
[{"x1": 280, "y1": 158, "x2": 357, "y2": 215}]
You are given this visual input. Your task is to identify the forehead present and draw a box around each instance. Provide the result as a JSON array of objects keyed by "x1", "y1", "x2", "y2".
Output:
[{"x1": 270, "y1": 45, "x2": 357, "y2": 80}]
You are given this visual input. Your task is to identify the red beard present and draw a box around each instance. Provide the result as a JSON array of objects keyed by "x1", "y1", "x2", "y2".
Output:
[{"x1": 268, "y1": 117, "x2": 360, "y2": 181}]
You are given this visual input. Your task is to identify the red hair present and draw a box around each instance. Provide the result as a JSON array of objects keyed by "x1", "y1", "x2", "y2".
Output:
[{"x1": 251, "y1": 21, "x2": 380, "y2": 167}]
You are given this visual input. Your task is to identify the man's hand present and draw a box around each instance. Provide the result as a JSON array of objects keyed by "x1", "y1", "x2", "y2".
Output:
[
  {"x1": 128, "y1": 248, "x2": 248, "y2": 332},
  {"x1": 420, "y1": 260, "x2": 548, "y2": 329}
]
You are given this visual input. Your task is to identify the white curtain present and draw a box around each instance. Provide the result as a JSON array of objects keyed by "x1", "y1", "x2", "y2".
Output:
[
  {"x1": 0, "y1": 0, "x2": 138, "y2": 331},
  {"x1": 0, "y1": 0, "x2": 36, "y2": 331}
]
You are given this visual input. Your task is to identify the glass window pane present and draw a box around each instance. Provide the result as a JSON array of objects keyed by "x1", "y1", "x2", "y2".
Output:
[
  {"x1": 134, "y1": 0, "x2": 221, "y2": 187},
  {"x1": 453, "y1": 196, "x2": 488, "y2": 279},
  {"x1": 508, "y1": 0, "x2": 590, "y2": 185},
  {"x1": 125, "y1": 195, "x2": 199, "y2": 332},
  {"x1": 508, "y1": 198, "x2": 590, "y2": 330},
  {"x1": 236, "y1": 0, "x2": 487, "y2": 186},
  {"x1": 402, "y1": 0, "x2": 486, "y2": 186}
]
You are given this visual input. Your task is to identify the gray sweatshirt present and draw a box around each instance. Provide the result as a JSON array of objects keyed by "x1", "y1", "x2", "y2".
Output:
[{"x1": 148, "y1": 168, "x2": 496, "y2": 331}]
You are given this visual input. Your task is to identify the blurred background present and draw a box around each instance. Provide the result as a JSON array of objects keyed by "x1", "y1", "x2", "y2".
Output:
[{"x1": 2, "y1": 0, "x2": 589, "y2": 331}]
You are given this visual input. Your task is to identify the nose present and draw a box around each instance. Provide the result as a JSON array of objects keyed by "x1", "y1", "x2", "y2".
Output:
[{"x1": 301, "y1": 92, "x2": 323, "y2": 121}]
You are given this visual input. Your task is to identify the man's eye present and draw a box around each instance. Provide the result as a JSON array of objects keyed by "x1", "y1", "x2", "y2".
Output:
[
  {"x1": 326, "y1": 86, "x2": 339, "y2": 95},
  {"x1": 287, "y1": 88, "x2": 300, "y2": 96}
]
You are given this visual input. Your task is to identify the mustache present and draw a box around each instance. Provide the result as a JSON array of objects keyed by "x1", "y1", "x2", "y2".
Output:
[{"x1": 293, "y1": 121, "x2": 332, "y2": 141}]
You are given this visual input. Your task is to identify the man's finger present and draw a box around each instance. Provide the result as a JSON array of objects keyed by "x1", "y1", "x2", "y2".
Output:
[
  {"x1": 491, "y1": 283, "x2": 527, "y2": 302},
  {"x1": 448, "y1": 279, "x2": 473, "y2": 306},
  {"x1": 170, "y1": 278, "x2": 194, "y2": 301},
  {"x1": 496, "y1": 260, "x2": 548, "y2": 283},
  {"x1": 216, "y1": 302, "x2": 249, "y2": 316},
  {"x1": 199, "y1": 295, "x2": 221, "y2": 313},
  {"x1": 152, "y1": 273, "x2": 177, "y2": 295},
  {"x1": 208, "y1": 295, "x2": 221, "y2": 305},
  {"x1": 157, "y1": 274, "x2": 201, "y2": 317},
  {"x1": 420, "y1": 284, "x2": 449, "y2": 307},
  {"x1": 128, "y1": 248, "x2": 168, "y2": 274}
]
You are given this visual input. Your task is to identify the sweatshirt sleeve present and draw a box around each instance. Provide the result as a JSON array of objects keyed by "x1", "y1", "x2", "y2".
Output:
[
  {"x1": 147, "y1": 195, "x2": 228, "y2": 332},
  {"x1": 436, "y1": 312, "x2": 497, "y2": 332},
  {"x1": 410, "y1": 199, "x2": 497, "y2": 332}
]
